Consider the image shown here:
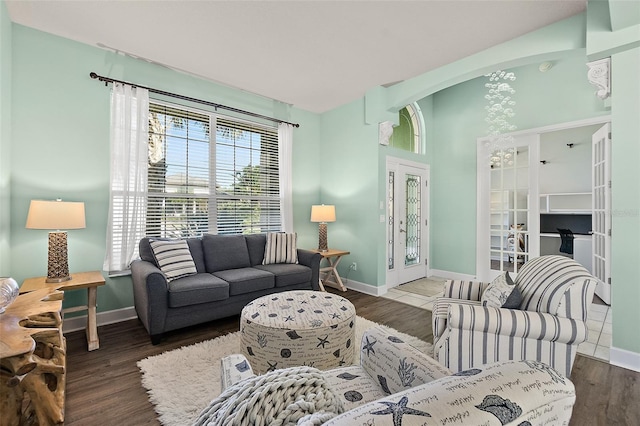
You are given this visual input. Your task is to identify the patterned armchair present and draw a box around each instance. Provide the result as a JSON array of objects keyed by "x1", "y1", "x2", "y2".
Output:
[
  {"x1": 199, "y1": 325, "x2": 577, "y2": 425},
  {"x1": 432, "y1": 255, "x2": 597, "y2": 377}
]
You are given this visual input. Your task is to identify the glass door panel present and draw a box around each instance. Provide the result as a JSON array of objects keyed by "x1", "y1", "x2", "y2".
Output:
[
  {"x1": 485, "y1": 138, "x2": 538, "y2": 277},
  {"x1": 404, "y1": 174, "x2": 421, "y2": 267}
]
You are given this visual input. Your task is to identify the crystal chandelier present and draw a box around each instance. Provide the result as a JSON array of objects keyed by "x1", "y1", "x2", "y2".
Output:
[{"x1": 483, "y1": 70, "x2": 517, "y2": 167}]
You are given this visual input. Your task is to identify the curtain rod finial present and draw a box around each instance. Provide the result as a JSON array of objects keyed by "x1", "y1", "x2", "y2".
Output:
[{"x1": 90, "y1": 72, "x2": 98, "y2": 79}]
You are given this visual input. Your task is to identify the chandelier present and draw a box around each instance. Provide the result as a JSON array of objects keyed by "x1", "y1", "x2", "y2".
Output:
[{"x1": 483, "y1": 70, "x2": 517, "y2": 167}]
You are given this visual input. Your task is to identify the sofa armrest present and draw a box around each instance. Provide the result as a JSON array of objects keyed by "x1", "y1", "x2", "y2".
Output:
[
  {"x1": 322, "y1": 359, "x2": 576, "y2": 426},
  {"x1": 443, "y1": 279, "x2": 490, "y2": 301},
  {"x1": 297, "y1": 249, "x2": 322, "y2": 291},
  {"x1": 359, "y1": 326, "x2": 451, "y2": 396},
  {"x1": 131, "y1": 259, "x2": 170, "y2": 339},
  {"x1": 448, "y1": 304, "x2": 588, "y2": 345}
]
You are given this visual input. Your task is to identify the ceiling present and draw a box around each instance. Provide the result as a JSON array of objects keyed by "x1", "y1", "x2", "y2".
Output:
[{"x1": 6, "y1": 1, "x2": 587, "y2": 113}]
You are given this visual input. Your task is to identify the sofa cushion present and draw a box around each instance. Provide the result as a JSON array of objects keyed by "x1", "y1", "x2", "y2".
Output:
[
  {"x1": 254, "y1": 264, "x2": 311, "y2": 288},
  {"x1": 202, "y1": 234, "x2": 251, "y2": 272},
  {"x1": 245, "y1": 233, "x2": 268, "y2": 266},
  {"x1": 167, "y1": 273, "x2": 229, "y2": 308},
  {"x1": 139, "y1": 237, "x2": 206, "y2": 273},
  {"x1": 213, "y1": 268, "x2": 275, "y2": 296},
  {"x1": 150, "y1": 239, "x2": 198, "y2": 282},
  {"x1": 263, "y1": 232, "x2": 298, "y2": 265},
  {"x1": 481, "y1": 272, "x2": 521, "y2": 309}
]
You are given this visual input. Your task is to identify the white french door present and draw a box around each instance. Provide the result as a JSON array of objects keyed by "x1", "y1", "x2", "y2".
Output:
[
  {"x1": 592, "y1": 123, "x2": 611, "y2": 304},
  {"x1": 477, "y1": 134, "x2": 540, "y2": 281},
  {"x1": 386, "y1": 159, "x2": 429, "y2": 287}
]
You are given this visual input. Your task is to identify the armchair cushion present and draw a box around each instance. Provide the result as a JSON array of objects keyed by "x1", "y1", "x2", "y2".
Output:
[
  {"x1": 323, "y1": 359, "x2": 576, "y2": 426},
  {"x1": 481, "y1": 272, "x2": 521, "y2": 309}
]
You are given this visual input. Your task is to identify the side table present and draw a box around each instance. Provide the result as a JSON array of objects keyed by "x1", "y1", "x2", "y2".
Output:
[
  {"x1": 310, "y1": 249, "x2": 350, "y2": 292},
  {"x1": 20, "y1": 271, "x2": 106, "y2": 351}
]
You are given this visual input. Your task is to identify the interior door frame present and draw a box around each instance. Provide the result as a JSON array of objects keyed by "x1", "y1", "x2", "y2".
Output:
[
  {"x1": 385, "y1": 156, "x2": 430, "y2": 288},
  {"x1": 476, "y1": 116, "x2": 612, "y2": 282}
]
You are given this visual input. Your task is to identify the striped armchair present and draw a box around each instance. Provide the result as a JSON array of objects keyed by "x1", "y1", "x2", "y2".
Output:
[{"x1": 432, "y1": 255, "x2": 597, "y2": 377}]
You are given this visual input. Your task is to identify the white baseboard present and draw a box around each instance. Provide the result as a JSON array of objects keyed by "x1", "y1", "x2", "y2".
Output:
[
  {"x1": 429, "y1": 269, "x2": 477, "y2": 281},
  {"x1": 62, "y1": 306, "x2": 137, "y2": 334},
  {"x1": 343, "y1": 279, "x2": 387, "y2": 296},
  {"x1": 610, "y1": 346, "x2": 640, "y2": 373}
]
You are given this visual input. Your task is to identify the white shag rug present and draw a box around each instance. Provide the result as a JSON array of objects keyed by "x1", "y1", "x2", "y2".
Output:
[{"x1": 137, "y1": 316, "x2": 433, "y2": 426}]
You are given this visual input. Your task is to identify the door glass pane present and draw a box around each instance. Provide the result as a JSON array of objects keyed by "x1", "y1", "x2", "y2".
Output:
[
  {"x1": 490, "y1": 146, "x2": 530, "y2": 274},
  {"x1": 388, "y1": 171, "x2": 395, "y2": 270},
  {"x1": 405, "y1": 174, "x2": 421, "y2": 266}
]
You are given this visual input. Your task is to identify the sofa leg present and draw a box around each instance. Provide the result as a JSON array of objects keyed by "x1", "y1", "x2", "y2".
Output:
[{"x1": 150, "y1": 334, "x2": 163, "y2": 345}]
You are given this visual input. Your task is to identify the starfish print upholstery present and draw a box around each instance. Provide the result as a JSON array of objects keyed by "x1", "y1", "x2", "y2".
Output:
[
  {"x1": 362, "y1": 336, "x2": 377, "y2": 356},
  {"x1": 371, "y1": 396, "x2": 431, "y2": 426},
  {"x1": 317, "y1": 334, "x2": 330, "y2": 348}
]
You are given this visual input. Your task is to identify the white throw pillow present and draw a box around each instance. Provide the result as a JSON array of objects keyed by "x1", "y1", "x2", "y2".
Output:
[
  {"x1": 481, "y1": 272, "x2": 521, "y2": 309},
  {"x1": 150, "y1": 239, "x2": 197, "y2": 282},
  {"x1": 263, "y1": 232, "x2": 298, "y2": 265}
]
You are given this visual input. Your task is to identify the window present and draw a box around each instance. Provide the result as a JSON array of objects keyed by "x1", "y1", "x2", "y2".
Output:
[
  {"x1": 147, "y1": 102, "x2": 281, "y2": 238},
  {"x1": 389, "y1": 104, "x2": 423, "y2": 154}
]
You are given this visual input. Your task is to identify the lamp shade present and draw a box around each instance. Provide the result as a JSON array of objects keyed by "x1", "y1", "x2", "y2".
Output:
[
  {"x1": 26, "y1": 200, "x2": 86, "y2": 230},
  {"x1": 310, "y1": 205, "x2": 336, "y2": 223}
]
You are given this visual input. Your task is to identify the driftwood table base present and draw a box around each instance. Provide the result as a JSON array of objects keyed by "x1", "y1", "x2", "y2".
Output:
[{"x1": 0, "y1": 288, "x2": 66, "y2": 426}]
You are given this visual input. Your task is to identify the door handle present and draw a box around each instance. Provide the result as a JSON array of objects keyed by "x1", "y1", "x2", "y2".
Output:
[{"x1": 400, "y1": 228, "x2": 406, "y2": 233}]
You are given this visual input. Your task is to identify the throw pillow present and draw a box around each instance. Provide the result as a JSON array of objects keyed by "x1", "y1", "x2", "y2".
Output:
[
  {"x1": 149, "y1": 239, "x2": 197, "y2": 282},
  {"x1": 263, "y1": 232, "x2": 298, "y2": 265},
  {"x1": 481, "y1": 272, "x2": 522, "y2": 309}
]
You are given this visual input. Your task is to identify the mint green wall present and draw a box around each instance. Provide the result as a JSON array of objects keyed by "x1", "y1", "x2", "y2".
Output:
[
  {"x1": 609, "y1": 48, "x2": 640, "y2": 353},
  {"x1": 319, "y1": 99, "x2": 380, "y2": 285},
  {"x1": 9, "y1": 24, "x2": 320, "y2": 312},
  {"x1": 430, "y1": 54, "x2": 608, "y2": 274},
  {"x1": 0, "y1": 1, "x2": 11, "y2": 276}
]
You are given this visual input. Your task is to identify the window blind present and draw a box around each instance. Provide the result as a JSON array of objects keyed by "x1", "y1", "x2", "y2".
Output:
[{"x1": 146, "y1": 103, "x2": 281, "y2": 238}]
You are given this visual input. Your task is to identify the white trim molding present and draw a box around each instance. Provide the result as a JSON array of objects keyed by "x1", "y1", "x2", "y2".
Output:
[
  {"x1": 610, "y1": 346, "x2": 640, "y2": 373},
  {"x1": 586, "y1": 58, "x2": 611, "y2": 100},
  {"x1": 344, "y1": 279, "x2": 387, "y2": 296},
  {"x1": 62, "y1": 306, "x2": 137, "y2": 334}
]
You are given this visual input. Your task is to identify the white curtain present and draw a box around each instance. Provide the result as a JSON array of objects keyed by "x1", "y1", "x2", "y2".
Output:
[
  {"x1": 103, "y1": 83, "x2": 150, "y2": 274},
  {"x1": 278, "y1": 123, "x2": 294, "y2": 233}
]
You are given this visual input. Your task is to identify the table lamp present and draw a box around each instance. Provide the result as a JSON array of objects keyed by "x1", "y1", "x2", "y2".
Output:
[
  {"x1": 310, "y1": 204, "x2": 335, "y2": 252},
  {"x1": 26, "y1": 199, "x2": 86, "y2": 283}
]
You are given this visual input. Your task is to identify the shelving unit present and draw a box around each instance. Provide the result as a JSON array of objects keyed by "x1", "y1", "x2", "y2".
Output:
[{"x1": 540, "y1": 192, "x2": 591, "y2": 213}]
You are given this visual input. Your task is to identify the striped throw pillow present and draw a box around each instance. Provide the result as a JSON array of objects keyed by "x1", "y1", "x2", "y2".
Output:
[
  {"x1": 263, "y1": 233, "x2": 298, "y2": 265},
  {"x1": 150, "y1": 239, "x2": 197, "y2": 282}
]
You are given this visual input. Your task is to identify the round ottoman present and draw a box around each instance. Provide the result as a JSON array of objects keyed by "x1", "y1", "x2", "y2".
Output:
[{"x1": 240, "y1": 290, "x2": 356, "y2": 374}]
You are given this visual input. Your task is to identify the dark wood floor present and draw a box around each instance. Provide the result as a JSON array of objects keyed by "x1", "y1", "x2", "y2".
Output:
[{"x1": 63, "y1": 288, "x2": 638, "y2": 425}]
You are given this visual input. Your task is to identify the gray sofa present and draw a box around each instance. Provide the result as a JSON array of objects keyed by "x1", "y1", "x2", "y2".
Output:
[{"x1": 131, "y1": 233, "x2": 322, "y2": 344}]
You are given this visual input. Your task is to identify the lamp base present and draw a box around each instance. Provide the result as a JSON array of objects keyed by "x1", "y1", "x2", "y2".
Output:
[
  {"x1": 47, "y1": 231, "x2": 71, "y2": 283},
  {"x1": 317, "y1": 222, "x2": 328, "y2": 252},
  {"x1": 46, "y1": 276, "x2": 72, "y2": 283}
]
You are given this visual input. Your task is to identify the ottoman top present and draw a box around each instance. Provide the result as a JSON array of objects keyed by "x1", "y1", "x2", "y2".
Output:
[{"x1": 242, "y1": 290, "x2": 355, "y2": 330}]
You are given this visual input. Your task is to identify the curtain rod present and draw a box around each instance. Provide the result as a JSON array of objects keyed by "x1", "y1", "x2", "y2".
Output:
[{"x1": 89, "y1": 72, "x2": 300, "y2": 128}]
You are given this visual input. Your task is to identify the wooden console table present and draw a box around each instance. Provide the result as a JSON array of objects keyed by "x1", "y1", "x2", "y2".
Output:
[
  {"x1": 310, "y1": 249, "x2": 350, "y2": 292},
  {"x1": 20, "y1": 271, "x2": 106, "y2": 351},
  {"x1": 0, "y1": 287, "x2": 66, "y2": 425}
]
